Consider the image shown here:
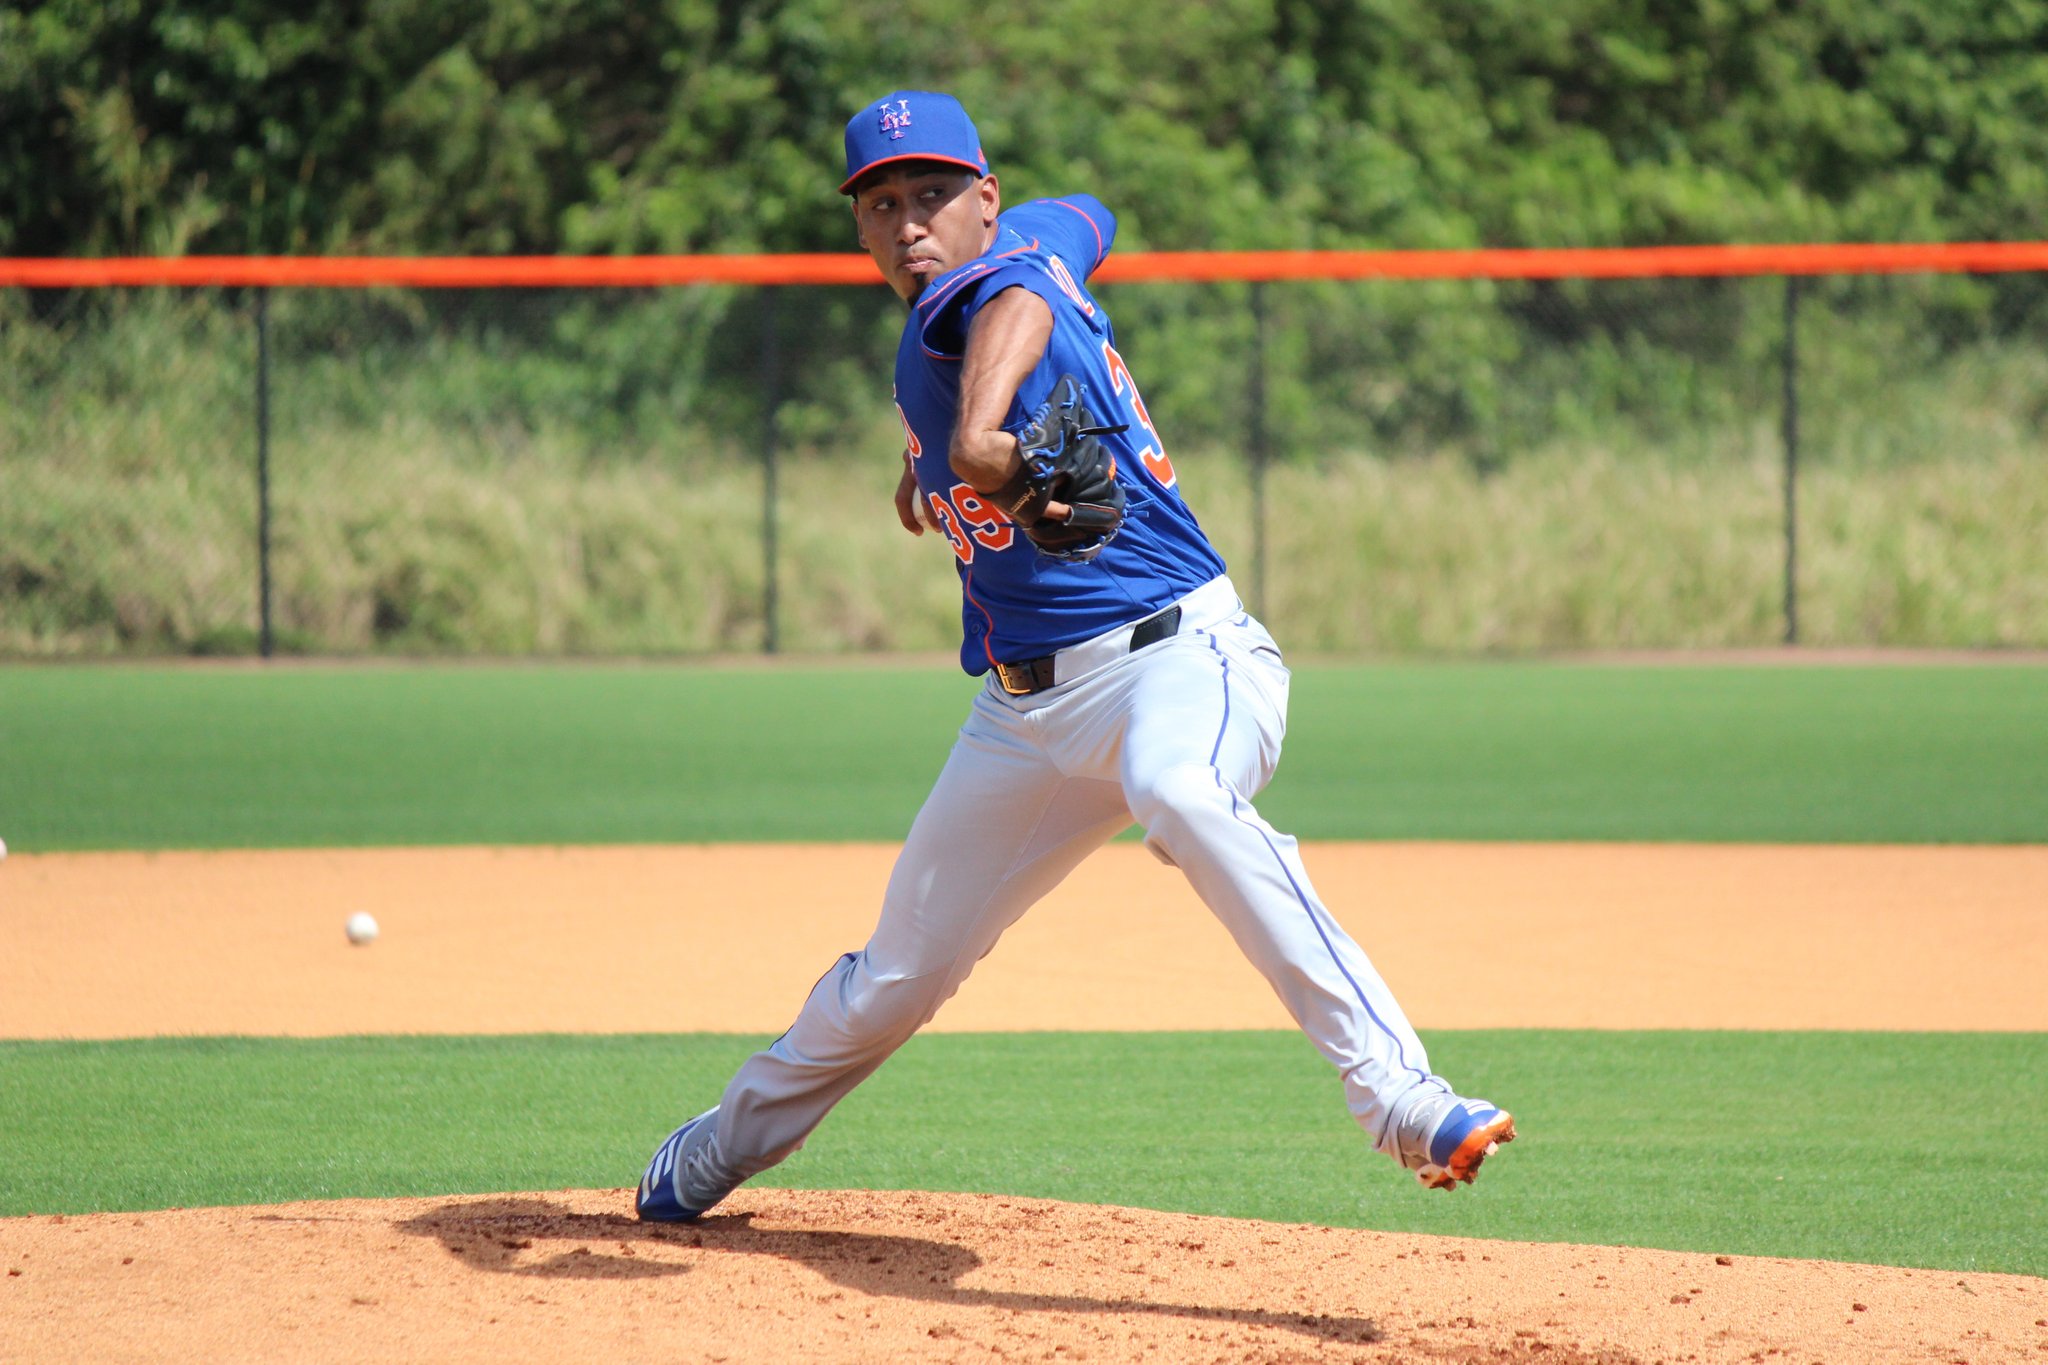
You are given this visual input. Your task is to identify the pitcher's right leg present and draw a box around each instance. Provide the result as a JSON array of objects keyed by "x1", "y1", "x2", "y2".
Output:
[{"x1": 639, "y1": 692, "x2": 1129, "y2": 1220}]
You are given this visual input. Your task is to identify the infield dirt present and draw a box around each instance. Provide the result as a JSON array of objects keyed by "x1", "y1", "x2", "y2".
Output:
[
  {"x1": 5, "y1": 841, "x2": 2045, "y2": 1037},
  {"x1": 3, "y1": 841, "x2": 2045, "y2": 1363}
]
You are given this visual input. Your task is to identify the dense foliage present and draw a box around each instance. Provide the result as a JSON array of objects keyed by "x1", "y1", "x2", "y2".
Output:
[{"x1": 7, "y1": 0, "x2": 2048, "y2": 258}]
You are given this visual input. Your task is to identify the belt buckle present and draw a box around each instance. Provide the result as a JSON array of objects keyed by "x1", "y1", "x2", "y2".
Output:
[{"x1": 994, "y1": 660, "x2": 1036, "y2": 696}]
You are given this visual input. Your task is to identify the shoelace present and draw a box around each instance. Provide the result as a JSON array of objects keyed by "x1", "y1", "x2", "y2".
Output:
[
  {"x1": 1392, "y1": 1089, "x2": 1456, "y2": 1169},
  {"x1": 676, "y1": 1131, "x2": 732, "y2": 1203}
]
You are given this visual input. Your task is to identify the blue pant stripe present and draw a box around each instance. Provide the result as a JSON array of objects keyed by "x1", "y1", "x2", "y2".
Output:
[{"x1": 1202, "y1": 635, "x2": 1429, "y2": 1088}]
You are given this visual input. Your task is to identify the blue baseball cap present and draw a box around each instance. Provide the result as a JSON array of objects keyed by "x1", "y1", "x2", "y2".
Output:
[{"x1": 840, "y1": 90, "x2": 989, "y2": 195}]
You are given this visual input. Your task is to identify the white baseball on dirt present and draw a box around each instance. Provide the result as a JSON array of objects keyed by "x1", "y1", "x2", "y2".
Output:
[
  {"x1": 0, "y1": 835, "x2": 8, "y2": 860},
  {"x1": 345, "y1": 911, "x2": 380, "y2": 946}
]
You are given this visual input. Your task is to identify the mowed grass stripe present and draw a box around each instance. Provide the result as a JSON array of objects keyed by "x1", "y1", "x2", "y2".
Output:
[
  {"x1": 2, "y1": 662, "x2": 2043, "y2": 849},
  {"x1": 2, "y1": 1030, "x2": 2041, "y2": 1276}
]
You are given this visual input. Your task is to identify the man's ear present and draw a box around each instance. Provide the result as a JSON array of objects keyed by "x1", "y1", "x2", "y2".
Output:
[
  {"x1": 851, "y1": 202, "x2": 866, "y2": 250},
  {"x1": 979, "y1": 174, "x2": 1001, "y2": 226}
]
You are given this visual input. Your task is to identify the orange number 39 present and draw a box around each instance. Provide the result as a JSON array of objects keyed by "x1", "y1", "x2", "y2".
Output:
[{"x1": 927, "y1": 482, "x2": 1016, "y2": 564}]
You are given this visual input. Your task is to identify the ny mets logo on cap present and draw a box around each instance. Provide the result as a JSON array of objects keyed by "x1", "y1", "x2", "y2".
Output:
[{"x1": 841, "y1": 89, "x2": 990, "y2": 194}]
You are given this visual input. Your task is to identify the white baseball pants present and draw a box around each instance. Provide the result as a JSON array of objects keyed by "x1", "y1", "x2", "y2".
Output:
[{"x1": 706, "y1": 576, "x2": 1450, "y2": 1181}]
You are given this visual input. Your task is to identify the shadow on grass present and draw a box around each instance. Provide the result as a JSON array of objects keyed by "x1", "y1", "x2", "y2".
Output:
[{"x1": 395, "y1": 1195, "x2": 1385, "y2": 1347}]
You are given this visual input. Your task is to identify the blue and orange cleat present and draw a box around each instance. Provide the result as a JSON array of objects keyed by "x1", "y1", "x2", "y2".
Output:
[{"x1": 1392, "y1": 1091, "x2": 1517, "y2": 1190}]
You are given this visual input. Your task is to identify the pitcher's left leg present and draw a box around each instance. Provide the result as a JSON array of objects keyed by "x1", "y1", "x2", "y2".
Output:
[{"x1": 1112, "y1": 618, "x2": 1512, "y2": 1184}]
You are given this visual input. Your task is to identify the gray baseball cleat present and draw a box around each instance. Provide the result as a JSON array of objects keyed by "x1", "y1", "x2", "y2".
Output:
[
  {"x1": 636, "y1": 1106, "x2": 745, "y2": 1221},
  {"x1": 1391, "y1": 1089, "x2": 1516, "y2": 1190}
]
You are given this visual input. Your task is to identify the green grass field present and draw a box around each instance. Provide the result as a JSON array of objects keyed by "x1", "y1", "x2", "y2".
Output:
[
  {"x1": 3, "y1": 1032, "x2": 2041, "y2": 1275},
  {"x1": 2, "y1": 661, "x2": 2043, "y2": 849},
  {"x1": 1, "y1": 661, "x2": 2042, "y2": 1277}
]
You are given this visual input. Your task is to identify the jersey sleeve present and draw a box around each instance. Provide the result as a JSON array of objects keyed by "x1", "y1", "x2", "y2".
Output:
[
  {"x1": 916, "y1": 197, "x2": 1118, "y2": 359},
  {"x1": 999, "y1": 196, "x2": 1117, "y2": 281},
  {"x1": 912, "y1": 257, "x2": 1066, "y2": 360}
]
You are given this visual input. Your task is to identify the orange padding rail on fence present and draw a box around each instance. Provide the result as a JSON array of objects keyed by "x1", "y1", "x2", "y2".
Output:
[{"x1": 6, "y1": 242, "x2": 2048, "y2": 288}]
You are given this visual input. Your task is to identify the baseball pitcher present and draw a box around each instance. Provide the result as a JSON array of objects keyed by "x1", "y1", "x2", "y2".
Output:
[{"x1": 637, "y1": 90, "x2": 1515, "y2": 1221}]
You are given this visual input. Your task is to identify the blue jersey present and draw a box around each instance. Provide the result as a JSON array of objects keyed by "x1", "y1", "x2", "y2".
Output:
[{"x1": 893, "y1": 196, "x2": 1227, "y2": 675}]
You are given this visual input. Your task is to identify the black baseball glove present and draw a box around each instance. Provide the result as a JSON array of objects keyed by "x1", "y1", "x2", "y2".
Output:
[{"x1": 996, "y1": 374, "x2": 1127, "y2": 562}]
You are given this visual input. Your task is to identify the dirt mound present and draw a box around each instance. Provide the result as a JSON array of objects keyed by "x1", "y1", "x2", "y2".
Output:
[{"x1": 4, "y1": 1189, "x2": 2041, "y2": 1363}]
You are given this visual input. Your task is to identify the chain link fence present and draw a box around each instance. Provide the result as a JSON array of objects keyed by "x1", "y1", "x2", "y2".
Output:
[{"x1": 4, "y1": 267, "x2": 2044, "y2": 657}]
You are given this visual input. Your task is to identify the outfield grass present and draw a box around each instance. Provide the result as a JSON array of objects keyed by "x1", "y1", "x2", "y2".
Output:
[
  {"x1": 2, "y1": 1031, "x2": 2041, "y2": 1276},
  {"x1": 1, "y1": 661, "x2": 2043, "y2": 850}
]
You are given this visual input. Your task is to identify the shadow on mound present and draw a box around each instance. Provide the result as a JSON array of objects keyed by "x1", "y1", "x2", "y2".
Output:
[{"x1": 395, "y1": 1195, "x2": 1385, "y2": 1347}]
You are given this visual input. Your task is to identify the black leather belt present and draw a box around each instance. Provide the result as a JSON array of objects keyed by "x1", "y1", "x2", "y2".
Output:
[{"x1": 992, "y1": 605, "x2": 1183, "y2": 697}]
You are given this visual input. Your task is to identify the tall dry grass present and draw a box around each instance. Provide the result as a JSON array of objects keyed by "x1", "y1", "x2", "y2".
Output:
[
  {"x1": 7, "y1": 431, "x2": 2043, "y2": 656},
  {"x1": 5, "y1": 286, "x2": 2043, "y2": 656}
]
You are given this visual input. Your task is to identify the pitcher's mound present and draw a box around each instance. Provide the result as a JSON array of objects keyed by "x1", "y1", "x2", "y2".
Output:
[{"x1": 4, "y1": 1189, "x2": 2040, "y2": 1363}]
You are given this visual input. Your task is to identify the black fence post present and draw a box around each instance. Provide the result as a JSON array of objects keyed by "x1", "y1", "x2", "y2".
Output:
[
  {"x1": 761, "y1": 288, "x2": 782, "y2": 655},
  {"x1": 1781, "y1": 276, "x2": 1801, "y2": 647},
  {"x1": 255, "y1": 286, "x2": 274, "y2": 659},
  {"x1": 1249, "y1": 281, "x2": 1269, "y2": 621}
]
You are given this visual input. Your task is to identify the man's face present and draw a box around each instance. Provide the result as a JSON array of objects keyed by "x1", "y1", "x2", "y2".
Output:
[{"x1": 851, "y1": 164, "x2": 1001, "y2": 302}]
